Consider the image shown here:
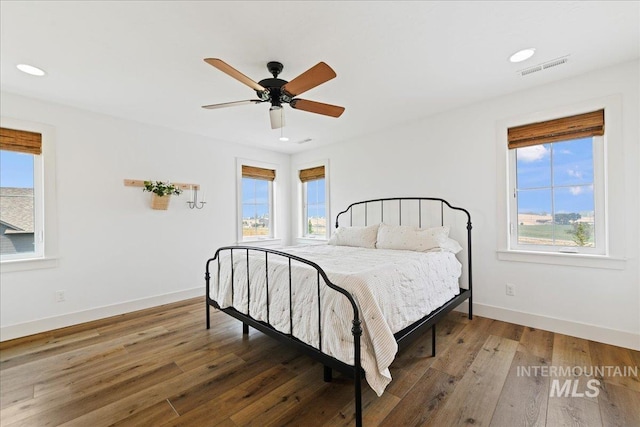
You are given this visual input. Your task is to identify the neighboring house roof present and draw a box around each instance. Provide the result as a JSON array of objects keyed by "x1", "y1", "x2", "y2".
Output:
[{"x1": 0, "y1": 187, "x2": 34, "y2": 233}]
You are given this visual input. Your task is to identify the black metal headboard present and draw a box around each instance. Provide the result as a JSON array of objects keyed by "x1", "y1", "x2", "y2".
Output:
[
  {"x1": 335, "y1": 197, "x2": 471, "y2": 229},
  {"x1": 334, "y1": 197, "x2": 472, "y2": 294}
]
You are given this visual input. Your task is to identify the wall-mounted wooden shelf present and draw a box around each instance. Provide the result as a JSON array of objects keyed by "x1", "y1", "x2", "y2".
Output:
[{"x1": 123, "y1": 179, "x2": 200, "y2": 191}]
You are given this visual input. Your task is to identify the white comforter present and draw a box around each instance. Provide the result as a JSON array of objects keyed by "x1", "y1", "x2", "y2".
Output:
[{"x1": 211, "y1": 245, "x2": 461, "y2": 395}]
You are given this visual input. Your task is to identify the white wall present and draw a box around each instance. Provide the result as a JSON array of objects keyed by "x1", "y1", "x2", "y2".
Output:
[
  {"x1": 292, "y1": 60, "x2": 640, "y2": 350},
  {"x1": 0, "y1": 92, "x2": 290, "y2": 340}
]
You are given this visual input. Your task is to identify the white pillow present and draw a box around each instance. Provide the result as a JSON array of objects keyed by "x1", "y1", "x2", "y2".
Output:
[
  {"x1": 376, "y1": 223, "x2": 451, "y2": 252},
  {"x1": 439, "y1": 236, "x2": 464, "y2": 254},
  {"x1": 327, "y1": 224, "x2": 379, "y2": 248}
]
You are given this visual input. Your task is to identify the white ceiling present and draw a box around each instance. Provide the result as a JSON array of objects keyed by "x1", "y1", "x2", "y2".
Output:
[{"x1": 1, "y1": 1, "x2": 638, "y2": 153}]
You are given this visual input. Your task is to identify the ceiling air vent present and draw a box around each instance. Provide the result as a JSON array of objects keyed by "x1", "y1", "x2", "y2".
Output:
[
  {"x1": 521, "y1": 65, "x2": 543, "y2": 76},
  {"x1": 543, "y1": 57, "x2": 568, "y2": 69},
  {"x1": 519, "y1": 56, "x2": 569, "y2": 77}
]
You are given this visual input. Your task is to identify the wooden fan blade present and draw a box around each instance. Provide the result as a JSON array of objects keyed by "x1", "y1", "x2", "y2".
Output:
[
  {"x1": 281, "y1": 62, "x2": 336, "y2": 97},
  {"x1": 290, "y1": 99, "x2": 345, "y2": 118},
  {"x1": 202, "y1": 100, "x2": 263, "y2": 109},
  {"x1": 204, "y1": 58, "x2": 266, "y2": 92}
]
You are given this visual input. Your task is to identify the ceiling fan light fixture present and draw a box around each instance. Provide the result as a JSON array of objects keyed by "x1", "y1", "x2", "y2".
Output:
[
  {"x1": 269, "y1": 105, "x2": 284, "y2": 129},
  {"x1": 16, "y1": 63, "x2": 46, "y2": 76},
  {"x1": 509, "y1": 48, "x2": 536, "y2": 63}
]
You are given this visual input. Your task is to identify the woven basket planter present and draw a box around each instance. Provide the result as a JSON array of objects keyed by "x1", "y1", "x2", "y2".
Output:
[{"x1": 151, "y1": 194, "x2": 171, "y2": 210}]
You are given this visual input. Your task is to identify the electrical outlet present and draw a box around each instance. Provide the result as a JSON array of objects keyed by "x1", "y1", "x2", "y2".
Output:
[
  {"x1": 506, "y1": 283, "x2": 516, "y2": 297},
  {"x1": 55, "y1": 290, "x2": 66, "y2": 302}
]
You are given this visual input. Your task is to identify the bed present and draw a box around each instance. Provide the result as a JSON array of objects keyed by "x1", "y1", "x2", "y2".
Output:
[{"x1": 205, "y1": 197, "x2": 472, "y2": 427}]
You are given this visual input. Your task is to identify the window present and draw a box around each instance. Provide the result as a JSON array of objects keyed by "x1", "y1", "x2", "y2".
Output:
[
  {"x1": 300, "y1": 166, "x2": 327, "y2": 238},
  {"x1": 508, "y1": 110, "x2": 605, "y2": 255},
  {"x1": 0, "y1": 127, "x2": 43, "y2": 260},
  {"x1": 240, "y1": 164, "x2": 275, "y2": 240}
]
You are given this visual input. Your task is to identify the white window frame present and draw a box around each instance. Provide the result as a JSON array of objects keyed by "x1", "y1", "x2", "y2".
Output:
[
  {"x1": 0, "y1": 117, "x2": 58, "y2": 272},
  {"x1": 236, "y1": 158, "x2": 278, "y2": 244},
  {"x1": 495, "y1": 95, "x2": 626, "y2": 270},
  {"x1": 508, "y1": 135, "x2": 606, "y2": 255},
  {"x1": 296, "y1": 160, "x2": 330, "y2": 243}
]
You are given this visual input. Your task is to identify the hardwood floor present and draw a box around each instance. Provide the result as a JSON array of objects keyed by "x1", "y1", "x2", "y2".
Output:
[{"x1": 1, "y1": 297, "x2": 638, "y2": 426}]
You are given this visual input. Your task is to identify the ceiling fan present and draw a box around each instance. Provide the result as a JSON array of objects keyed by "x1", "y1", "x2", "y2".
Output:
[{"x1": 202, "y1": 59, "x2": 345, "y2": 129}]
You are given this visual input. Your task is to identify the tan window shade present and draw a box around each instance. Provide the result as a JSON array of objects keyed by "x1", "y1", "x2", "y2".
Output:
[
  {"x1": 242, "y1": 165, "x2": 276, "y2": 181},
  {"x1": 0, "y1": 127, "x2": 42, "y2": 155},
  {"x1": 299, "y1": 166, "x2": 325, "y2": 183},
  {"x1": 508, "y1": 109, "x2": 604, "y2": 150}
]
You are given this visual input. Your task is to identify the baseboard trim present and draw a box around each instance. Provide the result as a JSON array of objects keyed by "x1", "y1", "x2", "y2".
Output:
[
  {"x1": 454, "y1": 301, "x2": 640, "y2": 351},
  {"x1": 0, "y1": 287, "x2": 203, "y2": 342},
  {"x1": 3, "y1": 291, "x2": 638, "y2": 351}
]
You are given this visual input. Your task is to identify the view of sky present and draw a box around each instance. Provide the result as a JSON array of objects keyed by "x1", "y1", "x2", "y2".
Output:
[
  {"x1": 0, "y1": 150, "x2": 34, "y2": 188},
  {"x1": 516, "y1": 138, "x2": 594, "y2": 215}
]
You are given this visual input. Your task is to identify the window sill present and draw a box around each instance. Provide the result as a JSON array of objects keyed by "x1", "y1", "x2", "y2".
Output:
[
  {"x1": 497, "y1": 250, "x2": 626, "y2": 270},
  {"x1": 1, "y1": 257, "x2": 59, "y2": 273},
  {"x1": 237, "y1": 238, "x2": 283, "y2": 248}
]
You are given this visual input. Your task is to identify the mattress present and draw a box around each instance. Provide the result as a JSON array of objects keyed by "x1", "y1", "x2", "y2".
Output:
[{"x1": 210, "y1": 244, "x2": 462, "y2": 395}]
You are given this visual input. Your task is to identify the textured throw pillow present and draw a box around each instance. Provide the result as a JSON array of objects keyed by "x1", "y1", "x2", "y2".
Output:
[
  {"x1": 376, "y1": 223, "x2": 451, "y2": 252},
  {"x1": 327, "y1": 224, "x2": 379, "y2": 248}
]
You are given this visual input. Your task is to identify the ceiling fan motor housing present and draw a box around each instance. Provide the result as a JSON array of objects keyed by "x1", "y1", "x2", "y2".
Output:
[
  {"x1": 257, "y1": 77, "x2": 288, "y2": 107},
  {"x1": 258, "y1": 61, "x2": 290, "y2": 107}
]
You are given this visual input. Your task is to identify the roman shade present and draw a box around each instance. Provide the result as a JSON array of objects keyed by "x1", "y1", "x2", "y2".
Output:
[
  {"x1": 508, "y1": 109, "x2": 604, "y2": 149},
  {"x1": 299, "y1": 165, "x2": 325, "y2": 183},
  {"x1": 242, "y1": 165, "x2": 275, "y2": 181},
  {"x1": 0, "y1": 127, "x2": 42, "y2": 155}
]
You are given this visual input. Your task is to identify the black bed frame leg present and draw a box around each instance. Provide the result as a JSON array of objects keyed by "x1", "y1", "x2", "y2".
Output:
[
  {"x1": 323, "y1": 365, "x2": 332, "y2": 382},
  {"x1": 431, "y1": 324, "x2": 437, "y2": 357},
  {"x1": 352, "y1": 319, "x2": 363, "y2": 427},
  {"x1": 242, "y1": 323, "x2": 249, "y2": 335},
  {"x1": 206, "y1": 300, "x2": 210, "y2": 329}
]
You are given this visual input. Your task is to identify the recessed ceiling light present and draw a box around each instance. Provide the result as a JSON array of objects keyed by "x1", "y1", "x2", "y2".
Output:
[
  {"x1": 509, "y1": 48, "x2": 536, "y2": 63},
  {"x1": 16, "y1": 64, "x2": 46, "y2": 76},
  {"x1": 279, "y1": 136, "x2": 289, "y2": 142}
]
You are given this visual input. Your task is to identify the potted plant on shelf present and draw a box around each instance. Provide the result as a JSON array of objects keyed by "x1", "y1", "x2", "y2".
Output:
[{"x1": 143, "y1": 180, "x2": 183, "y2": 210}]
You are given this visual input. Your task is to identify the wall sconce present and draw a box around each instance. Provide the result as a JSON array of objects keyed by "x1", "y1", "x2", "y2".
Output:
[{"x1": 187, "y1": 185, "x2": 206, "y2": 209}]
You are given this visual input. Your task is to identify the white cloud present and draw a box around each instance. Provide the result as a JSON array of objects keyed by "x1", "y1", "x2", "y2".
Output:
[
  {"x1": 567, "y1": 168, "x2": 583, "y2": 179},
  {"x1": 518, "y1": 145, "x2": 549, "y2": 162},
  {"x1": 569, "y1": 185, "x2": 593, "y2": 196},
  {"x1": 570, "y1": 186, "x2": 584, "y2": 195}
]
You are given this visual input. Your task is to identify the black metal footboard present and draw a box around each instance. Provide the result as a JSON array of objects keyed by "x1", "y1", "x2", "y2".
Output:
[{"x1": 205, "y1": 246, "x2": 365, "y2": 426}]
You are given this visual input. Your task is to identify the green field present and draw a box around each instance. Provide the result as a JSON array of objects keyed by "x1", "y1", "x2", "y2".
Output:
[{"x1": 518, "y1": 224, "x2": 594, "y2": 245}]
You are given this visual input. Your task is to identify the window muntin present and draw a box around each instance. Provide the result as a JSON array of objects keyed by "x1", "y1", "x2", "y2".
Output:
[
  {"x1": 303, "y1": 178, "x2": 326, "y2": 238},
  {"x1": 0, "y1": 149, "x2": 42, "y2": 260},
  {"x1": 511, "y1": 136, "x2": 604, "y2": 253},
  {"x1": 241, "y1": 177, "x2": 272, "y2": 239}
]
